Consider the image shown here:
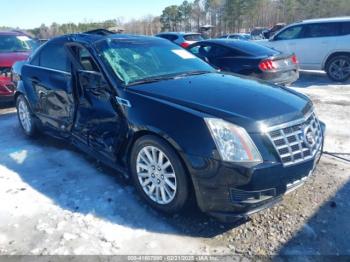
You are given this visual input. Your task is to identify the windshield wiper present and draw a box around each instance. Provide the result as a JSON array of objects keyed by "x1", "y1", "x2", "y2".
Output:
[
  {"x1": 177, "y1": 70, "x2": 213, "y2": 77},
  {"x1": 127, "y1": 71, "x2": 212, "y2": 87},
  {"x1": 127, "y1": 75, "x2": 177, "y2": 86}
]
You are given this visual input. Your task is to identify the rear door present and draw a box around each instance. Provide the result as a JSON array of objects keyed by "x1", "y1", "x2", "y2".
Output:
[
  {"x1": 23, "y1": 40, "x2": 74, "y2": 134},
  {"x1": 299, "y1": 22, "x2": 341, "y2": 68}
]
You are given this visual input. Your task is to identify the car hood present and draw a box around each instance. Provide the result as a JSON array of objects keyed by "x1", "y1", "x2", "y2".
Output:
[
  {"x1": 0, "y1": 52, "x2": 30, "y2": 67},
  {"x1": 128, "y1": 73, "x2": 312, "y2": 132}
]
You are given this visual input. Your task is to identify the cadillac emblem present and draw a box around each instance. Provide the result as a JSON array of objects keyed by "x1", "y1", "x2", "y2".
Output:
[{"x1": 303, "y1": 125, "x2": 316, "y2": 148}]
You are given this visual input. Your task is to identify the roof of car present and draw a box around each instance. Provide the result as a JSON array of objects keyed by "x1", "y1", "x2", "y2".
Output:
[
  {"x1": 50, "y1": 32, "x2": 168, "y2": 45},
  {"x1": 157, "y1": 32, "x2": 201, "y2": 36},
  {"x1": 297, "y1": 16, "x2": 350, "y2": 24},
  {"x1": 195, "y1": 39, "x2": 255, "y2": 47},
  {"x1": 0, "y1": 31, "x2": 26, "y2": 36}
]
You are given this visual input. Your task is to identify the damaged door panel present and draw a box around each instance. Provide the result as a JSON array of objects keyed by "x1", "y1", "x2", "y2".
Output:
[
  {"x1": 69, "y1": 45, "x2": 122, "y2": 162},
  {"x1": 22, "y1": 41, "x2": 75, "y2": 134}
]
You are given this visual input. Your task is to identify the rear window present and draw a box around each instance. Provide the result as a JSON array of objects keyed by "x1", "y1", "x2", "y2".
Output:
[
  {"x1": 158, "y1": 34, "x2": 178, "y2": 41},
  {"x1": 184, "y1": 34, "x2": 204, "y2": 41},
  {"x1": 227, "y1": 41, "x2": 279, "y2": 56}
]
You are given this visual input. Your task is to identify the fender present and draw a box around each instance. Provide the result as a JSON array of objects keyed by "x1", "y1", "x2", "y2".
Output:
[{"x1": 322, "y1": 49, "x2": 350, "y2": 69}]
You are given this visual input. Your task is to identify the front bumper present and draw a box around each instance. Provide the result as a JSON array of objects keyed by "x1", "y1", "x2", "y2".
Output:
[
  {"x1": 0, "y1": 78, "x2": 15, "y2": 103},
  {"x1": 190, "y1": 153, "x2": 321, "y2": 222},
  {"x1": 0, "y1": 94, "x2": 15, "y2": 103}
]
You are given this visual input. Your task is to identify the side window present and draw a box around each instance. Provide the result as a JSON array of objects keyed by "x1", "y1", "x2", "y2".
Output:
[
  {"x1": 210, "y1": 46, "x2": 233, "y2": 58},
  {"x1": 159, "y1": 35, "x2": 178, "y2": 41},
  {"x1": 274, "y1": 26, "x2": 303, "y2": 41},
  {"x1": 188, "y1": 45, "x2": 200, "y2": 55},
  {"x1": 341, "y1": 22, "x2": 350, "y2": 35},
  {"x1": 303, "y1": 23, "x2": 340, "y2": 38},
  {"x1": 198, "y1": 45, "x2": 212, "y2": 57},
  {"x1": 76, "y1": 47, "x2": 100, "y2": 72},
  {"x1": 40, "y1": 43, "x2": 70, "y2": 72}
]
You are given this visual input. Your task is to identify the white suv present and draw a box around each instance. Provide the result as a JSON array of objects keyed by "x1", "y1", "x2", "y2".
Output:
[{"x1": 258, "y1": 17, "x2": 350, "y2": 82}]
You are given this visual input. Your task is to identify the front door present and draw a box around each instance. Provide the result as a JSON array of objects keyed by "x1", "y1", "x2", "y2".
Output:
[{"x1": 69, "y1": 45, "x2": 123, "y2": 161}]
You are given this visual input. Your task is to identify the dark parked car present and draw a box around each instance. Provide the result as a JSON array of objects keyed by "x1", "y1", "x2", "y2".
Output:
[
  {"x1": 13, "y1": 32, "x2": 324, "y2": 221},
  {"x1": 187, "y1": 39, "x2": 299, "y2": 85},
  {"x1": 156, "y1": 32, "x2": 204, "y2": 48},
  {"x1": 263, "y1": 23, "x2": 286, "y2": 39},
  {"x1": 250, "y1": 27, "x2": 269, "y2": 40},
  {"x1": 0, "y1": 31, "x2": 37, "y2": 103}
]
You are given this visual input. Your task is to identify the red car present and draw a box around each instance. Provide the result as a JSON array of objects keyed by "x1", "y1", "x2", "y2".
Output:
[{"x1": 0, "y1": 31, "x2": 37, "y2": 103}]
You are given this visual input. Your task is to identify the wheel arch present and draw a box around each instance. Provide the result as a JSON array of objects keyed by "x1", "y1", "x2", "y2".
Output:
[
  {"x1": 323, "y1": 51, "x2": 350, "y2": 70},
  {"x1": 124, "y1": 129, "x2": 197, "y2": 201}
]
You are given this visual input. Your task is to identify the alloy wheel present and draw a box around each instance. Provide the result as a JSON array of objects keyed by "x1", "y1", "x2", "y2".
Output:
[
  {"x1": 18, "y1": 99, "x2": 32, "y2": 133},
  {"x1": 329, "y1": 58, "x2": 350, "y2": 81},
  {"x1": 136, "y1": 146, "x2": 177, "y2": 205}
]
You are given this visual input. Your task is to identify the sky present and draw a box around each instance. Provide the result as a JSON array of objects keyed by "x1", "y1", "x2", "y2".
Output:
[{"x1": 0, "y1": 0, "x2": 184, "y2": 29}]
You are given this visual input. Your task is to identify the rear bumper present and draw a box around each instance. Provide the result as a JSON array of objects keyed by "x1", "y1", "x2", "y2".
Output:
[{"x1": 261, "y1": 69, "x2": 299, "y2": 85}]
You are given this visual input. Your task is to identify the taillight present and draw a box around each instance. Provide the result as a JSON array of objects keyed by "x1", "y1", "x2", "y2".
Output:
[
  {"x1": 291, "y1": 54, "x2": 298, "y2": 64},
  {"x1": 259, "y1": 59, "x2": 276, "y2": 71},
  {"x1": 180, "y1": 42, "x2": 190, "y2": 48}
]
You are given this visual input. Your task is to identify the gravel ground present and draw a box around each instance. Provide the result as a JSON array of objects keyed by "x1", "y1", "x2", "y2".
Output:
[{"x1": 0, "y1": 71, "x2": 349, "y2": 257}]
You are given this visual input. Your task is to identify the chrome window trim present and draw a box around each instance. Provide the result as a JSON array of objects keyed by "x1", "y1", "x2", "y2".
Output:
[{"x1": 25, "y1": 64, "x2": 71, "y2": 76}]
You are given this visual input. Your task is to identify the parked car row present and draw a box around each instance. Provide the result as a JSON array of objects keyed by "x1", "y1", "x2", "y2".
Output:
[
  {"x1": 157, "y1": 17, "x2": 350, "y2": 83},
  {"x1": 11, "y1": 29, "x2": 325, "y2": 221},
  {"x1": 156, "y1": 31, "x2": 300, "y2": 85}
]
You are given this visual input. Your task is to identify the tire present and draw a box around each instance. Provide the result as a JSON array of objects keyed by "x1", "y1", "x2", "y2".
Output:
[
  {"x1": 130, "y1": 135, "x2": 189, "y2": 214},
  {"x1": 16, "y1": 95, "x2": 37, "y2": 137},
  {"x1": 326, "y1": 55, "x2": 350, "y2": 82}
]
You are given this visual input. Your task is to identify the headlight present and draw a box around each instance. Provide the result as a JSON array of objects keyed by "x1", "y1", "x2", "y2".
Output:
[{"x1": 205, "y1": 118, "x2": 262, "y2": 163}]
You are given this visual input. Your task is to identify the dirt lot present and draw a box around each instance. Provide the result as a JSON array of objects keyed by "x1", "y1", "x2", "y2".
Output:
[{"x1": 0, "y1": 71, "x2": 349, "y2": 257}]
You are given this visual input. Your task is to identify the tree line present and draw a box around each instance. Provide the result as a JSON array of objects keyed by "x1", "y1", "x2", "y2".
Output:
[
  {"x1": 160, "y1": 0, "x2": 350, "y2": 36},
  {"x1": 3, "y1": 0, "x2": 350, "y2": 39}
]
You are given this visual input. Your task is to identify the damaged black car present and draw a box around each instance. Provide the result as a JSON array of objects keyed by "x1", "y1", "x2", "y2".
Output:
[{"x1": 13, "y1": 31, "x2": 325, "y2": 221}]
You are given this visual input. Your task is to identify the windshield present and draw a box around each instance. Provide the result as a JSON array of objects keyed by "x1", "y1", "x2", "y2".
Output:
[
  {"x1": 99, "y1": 39, "x2": 214, "y2": 85},
  {"x1": 0, "y1": 35, "x2": 37, "y2": 53}
]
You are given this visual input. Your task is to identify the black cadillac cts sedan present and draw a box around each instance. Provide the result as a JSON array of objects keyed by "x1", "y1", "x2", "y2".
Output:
[{"x1": 13, "y1": 32, "x2": 325, "y2": 221}]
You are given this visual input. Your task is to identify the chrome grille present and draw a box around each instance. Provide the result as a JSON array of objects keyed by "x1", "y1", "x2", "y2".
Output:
[{"x1": 267, "y1": 112, "x2": 323, "y2": 167}]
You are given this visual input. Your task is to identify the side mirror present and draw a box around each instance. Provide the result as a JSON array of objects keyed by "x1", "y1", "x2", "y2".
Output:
[{"x1": 77, "y1": 70, "x2": 107, "y2": 92}]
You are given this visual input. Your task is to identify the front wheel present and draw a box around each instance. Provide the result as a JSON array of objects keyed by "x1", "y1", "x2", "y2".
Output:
[
  {"x1": 16, "y1": 95, "x2": 37, "y2": 137},
  {"x1": 130, "y1": 135, "x2": 189, "y2": 214},
  {"x1": 326, "y1": 55, "x2": 350, "y2": 82}
]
